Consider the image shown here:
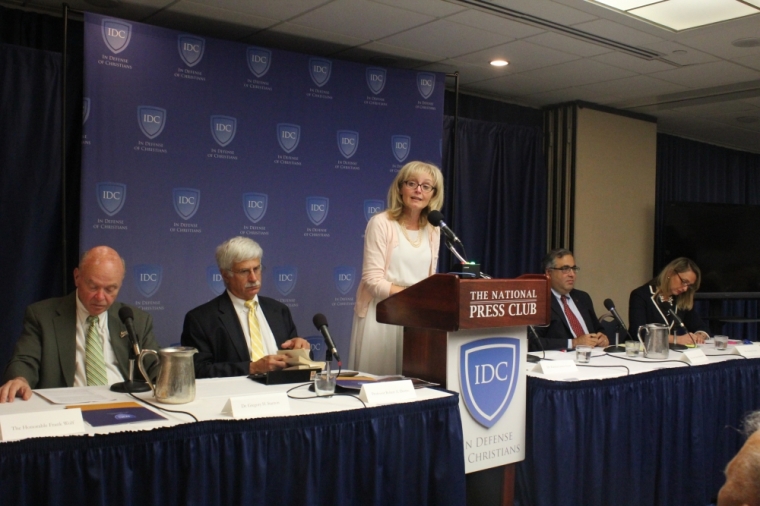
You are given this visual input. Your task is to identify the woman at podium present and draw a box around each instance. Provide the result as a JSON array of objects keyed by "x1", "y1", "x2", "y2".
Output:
[
  {"x1": 628, "y1": 257, "x2": 710, "y2": 345},
  {"x1": 348, "y1": 161, "x2": 444, "y2": 375}
]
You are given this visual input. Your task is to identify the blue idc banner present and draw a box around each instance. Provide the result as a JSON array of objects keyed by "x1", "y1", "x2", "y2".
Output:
[{"x1": 81, "y1": 13, "x2": 444, "y2": 352}]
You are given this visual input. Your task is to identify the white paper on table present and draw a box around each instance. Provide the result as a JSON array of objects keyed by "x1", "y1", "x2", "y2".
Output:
[{"x1": 34, "y1": 388, "x2": 121, "y2": 405}]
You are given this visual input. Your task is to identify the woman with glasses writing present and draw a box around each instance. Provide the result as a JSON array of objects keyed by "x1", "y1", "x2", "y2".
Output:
[
  {"x1": 628, "y1": 257, "x2": 710, "y2": 345},
  {"x1": 348, "y1": 161, "x2": 444, "y2": 375}
]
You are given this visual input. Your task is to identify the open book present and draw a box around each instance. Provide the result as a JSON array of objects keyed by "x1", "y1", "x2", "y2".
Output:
[{"x1": 278, "y1": 348, "x2": 325, "y2": 370}]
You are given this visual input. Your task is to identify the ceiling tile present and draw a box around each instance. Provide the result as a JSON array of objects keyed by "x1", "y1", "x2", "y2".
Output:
[
  {"x1": 371, "y1": 0, "x2": 467, "y2": 17},
  {"x1": 514, "y1": 58, "x2": 638, "y2": 88},
  {"x1": 247, "y1": 21, "x2": 364, "y2": 54},
  {"x1": 377, "y1": 18, "x2": 513, "y2": 59},
  {"x1": 650, "y1": 61, "x2": 760, "y2": 89},
  {"x1": 571, "y1": 18, "x2": 664, "y2": 46},
  {"x1": 523, "y1": 31, "x2": 613, "y2": 57},
  {"x1": 451, "y1": 39, "x2": 581, "y2": 72},
  {"x1": 147, "y1": 2, "x2": 275, "y2": 39},
  {"x1": 582, "y1": 74, "x2": 689, "y2": 100},
  {"x1": 191, "y1": 0, "x2": 333, "y2": 21},
  {"x1": 486, "y1": 0, "x2": 599, "y2": 25},
  {"x1": 636, "y1": 41, "x2": 719, "y2": 66},
  {"x1": 591, "y1": 51, "x2": 677, "y2": 73},
  {"x1": 288, "y1": 0, "x2": 434, "y2": 41},
  {"x1": 443, "y1": 9, "x2": 545, "y2": 39}
]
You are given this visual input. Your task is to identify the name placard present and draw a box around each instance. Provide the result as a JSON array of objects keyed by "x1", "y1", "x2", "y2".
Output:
[
  {"x1": 732, "y1": 345, "x2": 760, "y2": 359},
  {"x1": 680, "y1": 348, "x2": 708, "y2": 365},
  {"x1": 533, "y1": 360, "x2": 578, "y2": 378},
  {"x1": 359, "y1": 379, "x2": 416, "y2": 405},
  {"x1": 0, "y1": 408, "x2": 85, "y2": 441},
  {"x1": 223, "y1": 392, "x2": 290, "y2": 419}
]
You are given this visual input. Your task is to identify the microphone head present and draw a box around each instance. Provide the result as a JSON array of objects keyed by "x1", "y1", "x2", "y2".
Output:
[
  {"x1": 603, "y1": 299, "x2": 615, "y2": 311},
  {"x1": 118, "y1": 306, "x2": 134, "y2": 323},
  {"x1": 427, "y1": 210, "x2": 444, "y2": 227},
  {"x1": 312, "y1": 313, "x2": 328, "y2": 330}
]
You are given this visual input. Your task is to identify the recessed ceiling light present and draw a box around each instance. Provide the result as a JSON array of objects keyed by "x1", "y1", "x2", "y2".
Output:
[
  {"x1": 587, "y1": 0, "x2": 760, "y2": 32},
  {"x1": 490, "y1": 60, "x2": 509, "y2": 67}
]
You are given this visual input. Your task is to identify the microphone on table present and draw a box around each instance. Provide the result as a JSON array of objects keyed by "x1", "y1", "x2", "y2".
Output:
[
  {"x1": 111, "y1": 306, "x2": 151, "y2": 393},
  {"x1": 668, "y1": 308, "x2": 695, "y2": 348},
  {"x1": 603, "y1": 299, "x2": 630, "y2": 353},
  {"x1": 313, "y1": 313, "x2": 341, "y2": 365},
  {"x1": 427, "y1": 210, "x2": 461, "y2": 244}
]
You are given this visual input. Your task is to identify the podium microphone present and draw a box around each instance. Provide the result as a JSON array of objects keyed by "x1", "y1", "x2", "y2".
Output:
[
  {"x1": 603, "y1": 299, "x2": 629, "y2": 353},
  {"x1": 313, "y1": 313, "x2": 341, "y2": 364},
  {"x1": 427, "y1": 210, "x2": 461, "y2": 244},
  {"x1": 111, "y1": 306, "x2": 151, "y2": 393},
  {"x1": 668, "y1": 308, "x2": 695, "y2": 348}
]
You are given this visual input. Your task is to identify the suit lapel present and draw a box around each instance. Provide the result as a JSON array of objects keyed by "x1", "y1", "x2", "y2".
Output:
[
  {"x1": 218, "y1": 293, "x2": 250, "y2": 360},
  {"x1": 108, "y1": 304, "x2": 129, "y2": 378},
  {"x1": 53, "y1": 293, "x2": 78, "y2": 387},
  {"x1": 572, "y1": 291, "x2": 596, "y2": 332}
]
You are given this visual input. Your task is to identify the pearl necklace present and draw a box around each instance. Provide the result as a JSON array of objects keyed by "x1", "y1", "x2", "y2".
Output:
[{"x1": 399, "y1": 221, "x2": 424, "y2": 248}]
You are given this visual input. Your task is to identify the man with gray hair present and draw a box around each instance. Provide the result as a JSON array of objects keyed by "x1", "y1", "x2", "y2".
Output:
[
  {"x1": 181, "y1": 236, "x2": 309, "y2": 378},
  {"x1": 532, "y1": 248, "x2": 608, "y2": 351},
  {"x1": 718, "y1": 411, "x2": 760, "y2": 505}
]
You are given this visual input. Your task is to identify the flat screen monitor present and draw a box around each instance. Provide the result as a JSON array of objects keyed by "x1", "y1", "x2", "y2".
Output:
[{"x1": 663, "y1": 202, "x2": 760, "y2": 295}]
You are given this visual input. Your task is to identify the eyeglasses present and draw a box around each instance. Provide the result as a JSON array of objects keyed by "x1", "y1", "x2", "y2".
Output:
[
  {"x1": 403, "y1": 181, "x2": 436, "y2": 193},
  {"x1": 675, "y1": 271, "x2": 693, "y2": 288},
  {"x1": 229, "y1": 265, "x2": 262, "y2": 277},
  {"x1": 549, "y1": 266, "x2": 580, "y2": 273}
]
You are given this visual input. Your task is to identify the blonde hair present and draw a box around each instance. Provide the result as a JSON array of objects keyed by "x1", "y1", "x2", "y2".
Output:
[
  {"x1": 386, "y1": 161, "x2": 444, "y2": 227},
  {"x1": 654, "y1": 257, "x2": 701, "y2": 310}
]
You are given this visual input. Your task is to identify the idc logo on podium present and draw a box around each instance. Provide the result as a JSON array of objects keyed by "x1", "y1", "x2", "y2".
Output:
[{"x1": 459, "y1": 337, "x2": 520, "y2": 428}]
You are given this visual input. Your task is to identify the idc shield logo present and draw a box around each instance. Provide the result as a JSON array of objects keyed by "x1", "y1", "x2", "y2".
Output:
[
  {"x1": 334, "y1": 266, "x2": 356, "y2": 295},
  {"x1": 364, "y1": 199, "x2": 384, "y2": 222},
  {"x1": 277, "y1": 123, "x2": 300, "y2": 153},
  {"x1": 137, "y1": 106, "x2": 166, "y2": 140},
  {"x1": 273, "y1": 266, "x2": 297, "y2": 296},
  {"x1": 210, "y1": 115, "x2": 236, "y2": 147},
  {"x1": 101, "y1": 19, "x2": 132, "y2": 54},
  {"x1": 306, "y1": 197, "x2": 329, "y2": 226},
  {"x1": 173, "y1": 188, "x2": 200, "y2": 221},
  {"x1": 309, "y1": 57, "x2": 331, "y2": 87},
  {"x1": 247, "y1": 47, "x2": 271, "y2": 78},
  {"x1": 417, "y1": 72, "x2": 436, "y2": 99},
  {"x1": 337, "y1": 130, "x2": 359, "y2": 159},
  {"x1": 391, "y1": 135, "x2": 411, "y2": 163},
  {"x1": 242, "y1": 193, "x2": 267, "y2": 223},
  {"x1": 459, "y1": 337, "x2": 521, "y2": 428},
  {"x1": 96, "y1": 182, "x2": 126, "y2": 217},
  {"x1": 178, "y1": 35, "x2": 205, "y2": 67},
  {"x1": 83, "y1": 98, "x2": 90, "y2": 125},
  {"x1": 133, "y1": 264, "x2": 162, "y2": 298},
  {"x1": 206, "y1": 266, "x2": 225, "y2": 296},
  {"x1": 366, "y1": 67, "x2": 386, "y2": 95}
]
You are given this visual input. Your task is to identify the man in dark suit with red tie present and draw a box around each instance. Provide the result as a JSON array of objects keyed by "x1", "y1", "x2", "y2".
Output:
[{"x1": 532, "y1": 249, "x2": 609, "y2": 351}]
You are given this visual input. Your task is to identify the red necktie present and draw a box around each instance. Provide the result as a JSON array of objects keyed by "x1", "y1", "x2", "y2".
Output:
[{"x1": 561, "y1": 295, "x2": 585, "y2": 338}]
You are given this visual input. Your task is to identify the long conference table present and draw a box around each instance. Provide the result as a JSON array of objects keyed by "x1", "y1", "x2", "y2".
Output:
[
  {"x1": 0, "y1": 377, "x2": 466, "y2": 506},
  {"x1": 516, "y1": 343, "x2": 760, "y2": 506}
]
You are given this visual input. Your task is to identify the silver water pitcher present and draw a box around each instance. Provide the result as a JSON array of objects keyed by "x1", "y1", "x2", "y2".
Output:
[
  {"x1": 638, "y1": 323, "x2": 669, "y2": 359},
  {"x1": 138, "y1": 346, "x2": 198, "y2": 404}
]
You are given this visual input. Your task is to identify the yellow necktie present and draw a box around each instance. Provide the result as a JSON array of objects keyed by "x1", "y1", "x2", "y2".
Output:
[
  {"x1": 85, "y1": 315, "x2": 108, "y2": 386},
  {"x1": 245, "y1": 300, "x2": 265, "y2": 361}
]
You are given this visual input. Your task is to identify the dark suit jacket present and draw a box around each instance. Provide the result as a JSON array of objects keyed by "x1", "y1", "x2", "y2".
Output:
[
  {"x1": 180, "y1": 292, "x2": 298, "y2": 378},
  {"x1": 2, "y1": 292, "x2": 160, "y2": 388},
  {"x1": 628, "y1": 283, "x2": 710, "y2": 336},
  {"x1": 532, "y1": 289, "x2": 603, "y2": 351}
]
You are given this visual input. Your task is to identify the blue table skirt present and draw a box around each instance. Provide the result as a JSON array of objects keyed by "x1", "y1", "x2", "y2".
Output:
[
  {"x1": 516, "y1": 360, "x2": 760, "y2": 506},
  {"x1": 0, "y1": 395, "x2": 466, "y2": 506}
]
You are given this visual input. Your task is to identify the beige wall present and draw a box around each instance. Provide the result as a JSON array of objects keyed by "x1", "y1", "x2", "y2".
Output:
[{"x1": 573, "y1": 107, "x2": 657, "y2": 326}]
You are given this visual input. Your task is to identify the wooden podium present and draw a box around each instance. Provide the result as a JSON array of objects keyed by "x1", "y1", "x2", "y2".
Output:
[{"x1": 377, "y1": 273, "x2": 550, "y2": 506}]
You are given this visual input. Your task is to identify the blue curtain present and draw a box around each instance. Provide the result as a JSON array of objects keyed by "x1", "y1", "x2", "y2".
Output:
[
  {"x1": 0, "y1": 43, "x2": 64, "y2": 372},
  {"x1": 655, "y1": 134, "x2": 760, "y2": 339},
  {"x1": 516, "y1": 360, "x2": 760, "y2": 506},
  {"x1": 441, "y1": 116, "x2": 547, "y2": 278}
]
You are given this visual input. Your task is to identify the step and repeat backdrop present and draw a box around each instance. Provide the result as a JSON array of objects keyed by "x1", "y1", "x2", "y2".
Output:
[{"x1": 81, "y1": 13, "x2": 444, "y2": 352}]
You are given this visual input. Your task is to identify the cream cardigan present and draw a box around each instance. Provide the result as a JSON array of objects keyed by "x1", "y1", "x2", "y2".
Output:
[{"x1": 353, "y1": 211, "x2": 440, "y2": 317}]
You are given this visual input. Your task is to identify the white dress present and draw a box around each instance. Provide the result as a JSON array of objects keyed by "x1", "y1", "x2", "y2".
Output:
[{"x1": 349, "y1": 222, "x2": 431, "y2": 375}]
